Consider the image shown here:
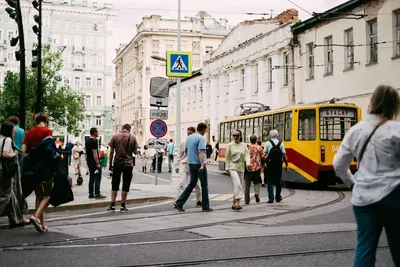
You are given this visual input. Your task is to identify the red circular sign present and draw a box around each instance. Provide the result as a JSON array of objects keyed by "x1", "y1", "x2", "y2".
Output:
[{"x1": 150, "y1": 120, "x2": 168, "y2": 138}]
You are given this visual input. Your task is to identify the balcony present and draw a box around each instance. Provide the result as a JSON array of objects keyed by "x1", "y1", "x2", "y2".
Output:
[
  {"x1": 72, "y1": 63, "x2": 85, "y2": 71},
  {"x1": 73, "y1": 46, "x2": 85, "y2": 54},
  {"x1": 0, "y1": 58, "x2": 7, "y2": 66},
  {"x1": 0, "y1": 40, "x2": 7, "y2": 47}
]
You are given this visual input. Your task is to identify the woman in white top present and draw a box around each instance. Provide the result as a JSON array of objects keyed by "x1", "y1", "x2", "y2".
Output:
[
  {"x1": 0, "y1": 120, "x2": 28, "y2": 228},
  {"x1": 72, "y1": 141, "x2": 84, "y2": 175},
  {"x1": 333, "y1": 85, "x2": 400, "y2": 267}
]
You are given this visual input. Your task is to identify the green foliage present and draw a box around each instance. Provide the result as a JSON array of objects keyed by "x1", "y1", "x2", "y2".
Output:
[{"x1": 0, "y1": 44, "x2": 85, "y2": 132}]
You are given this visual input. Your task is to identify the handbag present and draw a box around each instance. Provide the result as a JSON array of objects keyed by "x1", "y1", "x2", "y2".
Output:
[
  {"x1": 1, "y1": 137, "x2": 18, "y2": 178},
  {"x1": 358, "y1": 119, "x2": 387, "y2": 165}
]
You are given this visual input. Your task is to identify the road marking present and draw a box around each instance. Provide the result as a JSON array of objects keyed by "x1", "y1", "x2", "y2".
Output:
[
  {"x1": 133, "y1": 171, "x2": 170, "y2": 183},
  {"x1": 46, "y1": 200, "x2": 175, "y2": 222},
  {"x1": 211, "y1": 193, "x2": 233, "y2": 201},
  {"x1": 190, "y1": 194, "x2": 220, "y2": 201}
]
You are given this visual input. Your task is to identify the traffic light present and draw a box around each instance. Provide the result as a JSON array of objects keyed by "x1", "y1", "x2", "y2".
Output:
[
  {"x1": 31, "y1": 0, "x2": 43, "y2": 112},
  {"x1": 5, "y1": 0, "x2": 27, "y2": 129}
]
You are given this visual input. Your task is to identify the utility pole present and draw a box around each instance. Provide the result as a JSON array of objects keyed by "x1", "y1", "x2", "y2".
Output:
[
  {"x1": 32, "y1": 0, "x2": 42, "y2": 113},
  {"x1": 6, "y1": 0, "x2": 26, "y2": 129},
  {"x1": 175, "y1": 0, "x2": 182, "y2": 169}
]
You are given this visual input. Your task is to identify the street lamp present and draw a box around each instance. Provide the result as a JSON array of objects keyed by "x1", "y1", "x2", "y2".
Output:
[
  {"x1": 151, "y1": 55, "x2": 167, "y2": 62},
  {"x1": 5, "y1": 0, "x2": 26, "y2": 129}
]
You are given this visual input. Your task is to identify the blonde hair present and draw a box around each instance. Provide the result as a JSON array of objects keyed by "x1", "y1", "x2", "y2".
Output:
[{"x1": 369, "y1": 85, "x2": 400, "y2": 120}]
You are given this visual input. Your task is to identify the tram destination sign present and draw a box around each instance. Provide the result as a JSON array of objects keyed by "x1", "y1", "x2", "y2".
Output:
[{"x1": 150, "y1": 109, "x2": 168, "y2": 120}]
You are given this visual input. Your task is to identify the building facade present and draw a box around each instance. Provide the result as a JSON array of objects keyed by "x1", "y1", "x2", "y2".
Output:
[
  {"x1": 113, "y1": 12, "x2": 231, "y2": 146},
  {"x1": 0, "y1": 0, "x2": 115, "y2": 143},
  {"x1": 168, "y1": 10, "x2": 299, "y2": 144},
  {"x1": 292, "y1": 0, "x2": 400, "y2": 117}
]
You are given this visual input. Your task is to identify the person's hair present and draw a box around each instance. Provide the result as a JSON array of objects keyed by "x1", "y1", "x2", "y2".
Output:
[
  {"x1": 169, "y1": 139, "x2": 173, "y2": 142},
  {"x1": 197, "y1": 122, "x2": 208, "y2": 132},
  {"x1": 257, "y1": 140, "x2": 262, "y2": 146},
  {"x1": 250, "y1": 135, "x2": 257, "y2": 144},
  {"x1": 0, "y1": 120, "x2": 15, "y2": 149},
  {"x1": 7, "y1": 116, "x2": 19, "y2": 125},
  {"x1": 122, "y1": 124, "x2": 131, "y2": 131},
  {"x1": 232, "y1": 129, "x2": 243, "y2": 142},
  {"x1": 34, "y1": 113, "x2": 49, "y2": 126},
  {"x1": 90, "y1": 127, "x2": 98, "y2": 136},
  {"x1": 269, "y1": 129, "x2": 279, "y2": 139},
  {"x1": 144, "y1": 145, "x2": 148, "y2": 150},
  {"x1": 369, "y1": 85, "x2": 400, "y2": 120},
  {"x1": 187, "y1": 126, "x2": 196, "y2": 133}
]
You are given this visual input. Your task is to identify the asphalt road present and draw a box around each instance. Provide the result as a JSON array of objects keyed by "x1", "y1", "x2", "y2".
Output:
[{"x1": 0, "y1": 163, "x2": 395, "y2": 267}]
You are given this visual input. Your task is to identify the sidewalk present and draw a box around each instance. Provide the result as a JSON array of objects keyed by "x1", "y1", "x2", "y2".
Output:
[{"x1": 26, "y1": 165, "x2": 176, "y2": 213}]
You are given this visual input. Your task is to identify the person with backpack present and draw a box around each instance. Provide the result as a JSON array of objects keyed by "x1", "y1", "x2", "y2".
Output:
[{"x1": 264, "y1": 130, "x2": 288, "y2": 204}]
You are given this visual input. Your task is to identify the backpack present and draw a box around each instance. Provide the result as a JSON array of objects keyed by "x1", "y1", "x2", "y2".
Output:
[{"x1": 266, "y1": 140, "x2": 283, "y2": 166}]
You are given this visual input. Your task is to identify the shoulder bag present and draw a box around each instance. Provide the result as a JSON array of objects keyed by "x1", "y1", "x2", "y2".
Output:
[
  {"x1": 358, "y1": 119, "x2": 387, "y2": 165},
  {"x1": 1, "y1": 137, "x2": 18, "y2": 178}
]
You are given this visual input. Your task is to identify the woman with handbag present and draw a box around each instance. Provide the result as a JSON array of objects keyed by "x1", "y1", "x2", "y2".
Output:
[
  {"x1": 334, "y1": 85, "x2": 400, "y2": 267},
  {"x1": 225, "y1": 130, "x2": 250, "y2": 210},
  {"x1": 0, "y1": 120, "x2": 29, "y2": 228}
]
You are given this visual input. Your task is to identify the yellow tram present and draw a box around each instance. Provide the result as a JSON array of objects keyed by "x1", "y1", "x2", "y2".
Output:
[{"x1": 217, "y1": 103, "x2": 362, "y2": 186}]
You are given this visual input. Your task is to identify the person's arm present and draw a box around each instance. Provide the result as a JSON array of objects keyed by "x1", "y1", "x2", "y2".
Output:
[
  {"x1": 244, "y1": 145, "x2": 250, "y2": 168},
  {"x1": 91, "y1": 141, "x2": 100, "y2": 169},
  {"x1": 333, "y1": 134, "x2": 354, "y2": 184},
  {"x1": 280, "y1": 143, "x2": 289, "y2": 172},
  {"x1": 21, "y1": 144, "x2": 27, "y2": 158},
  {"x1": 198, "y1": 138, "x2": 206, "y2": 171},
  {"x1": 132, "y1": 138, "x2": 138, "y2": 155},
  {"x1": 175, "y1": 142, "x2": 185, "y2": 173},
  {"x1": 2, "y1": 138, "x2": 18, "y2": 158},
  {"x1": 225, "y1": 145, "x2": 231, "y2": 175},
  {"x1": 109, "y1": 147, "x2": 115, "y2": 171}
]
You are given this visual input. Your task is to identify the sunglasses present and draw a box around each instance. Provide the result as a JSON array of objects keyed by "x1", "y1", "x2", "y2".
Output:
[{"x1": 233, "y1": 135, "x2": 240, "y2": 137}]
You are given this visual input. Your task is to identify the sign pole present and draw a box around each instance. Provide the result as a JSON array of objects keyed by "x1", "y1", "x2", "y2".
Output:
[
  {"x1": 155, "y1": 149, "x2": 158, "y2": 185},
  {"x1": 171, "y1": 0, "x2": 182, "y2": 190}
]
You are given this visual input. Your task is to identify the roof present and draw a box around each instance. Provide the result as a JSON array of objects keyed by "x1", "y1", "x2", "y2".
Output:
[
  {"x1": 291, "y1": 0, "x2": 365, "y2": 34},
  {"x1": 169, "y1": 70, "x2": 202, "y2": 87}
]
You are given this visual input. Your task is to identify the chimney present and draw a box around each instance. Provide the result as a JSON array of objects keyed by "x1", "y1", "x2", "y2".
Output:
[{"x1": 219, "y1": 18, "x2": 227, "y2": 29}]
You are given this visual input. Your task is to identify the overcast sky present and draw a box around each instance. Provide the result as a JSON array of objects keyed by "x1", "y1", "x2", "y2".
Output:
[{"x1": 108, "y1": 0, "x2": 347, "y2": 61}]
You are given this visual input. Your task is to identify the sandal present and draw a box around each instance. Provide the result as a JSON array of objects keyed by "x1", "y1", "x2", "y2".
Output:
[
  {"x1": 30, "y1": 215, "x2": 44, "y2": 233},
  {"x1": 41, "y1": 224, "x2": 48, "y2": 233},
  {"x1": 22, "y1": 217, "x2": 31, "y2": 225}
]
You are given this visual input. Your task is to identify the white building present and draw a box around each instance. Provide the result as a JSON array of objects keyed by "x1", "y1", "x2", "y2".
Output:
[
  {"x1": 0, "y1": 0, "x2": 116, "y2": 143},
  {"x1": 292, "y1": 0, "x2": 400, "y2": 117},
  {"x1": 168, "y1": 10, "x2": 300, "y2": 143},
  {"x1": 113, "y1": 12, "x2": 232, "y2": 146}
]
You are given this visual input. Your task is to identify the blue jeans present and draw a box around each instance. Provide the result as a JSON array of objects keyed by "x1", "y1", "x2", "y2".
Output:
[
  {"x1": 176, "y1": 164, "x2": 210, "y2": 210},
  {"x1": 353, "y1": 186, "x2": 400, "y2": 267},
  {"x1": 168, "y1": 154, "x2": 174, "y2": 171},
  {"x1": 266, "y1": 167, "x2": 282, "y2": 201},
  {"x1": 88, "y1": 169, "x2": 102, "y2": 196}
]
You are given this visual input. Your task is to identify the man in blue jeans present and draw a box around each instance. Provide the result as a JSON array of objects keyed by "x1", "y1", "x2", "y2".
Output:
[{"x1": 174, "y1": 123, "x2": 213, "y2": 212}]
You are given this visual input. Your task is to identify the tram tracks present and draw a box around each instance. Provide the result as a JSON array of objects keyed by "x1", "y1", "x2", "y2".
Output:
[{"x1": 0, "y1": 189, "x2": 346, "y2": 251}]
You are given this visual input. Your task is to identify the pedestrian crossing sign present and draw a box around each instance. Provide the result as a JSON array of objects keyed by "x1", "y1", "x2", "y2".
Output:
[{"x1": 166, "y1": 50, "x2": 192, "y2": 77}]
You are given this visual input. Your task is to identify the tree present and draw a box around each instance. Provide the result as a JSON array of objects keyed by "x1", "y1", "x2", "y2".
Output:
[{"x1": 0, "y1": 44, "x2": 85, "y2": 133}]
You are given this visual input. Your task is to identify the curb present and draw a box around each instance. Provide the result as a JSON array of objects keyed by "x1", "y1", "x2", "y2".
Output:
[{"x1": 27, "y1": 196, "x2": 175, "y2": 214}]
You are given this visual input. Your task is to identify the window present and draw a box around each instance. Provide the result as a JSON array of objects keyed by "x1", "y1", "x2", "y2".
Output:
[
  {"x1": 396, "y1": 12, "x2": 400, "y2": 56},
  {"x1": 237, "y1": 120, "x2": 245, "y2": 136},
  {"x1": 86, "y1": 37, "x2": 93, "y2": 48},
  {"x1": 245, "y1": 119, "x2": 253, "y2": 142},
  {"x1": 96, "y1": 78, "x2": 103, "y2": 87},
  {"x1": 65, "y1": 20, "x2": 70, "y2": 29},
  {"x1": 298, "y1": 110, "x2": 316, "y2": 141},
  {"x1": 307, "y1": 43, "x2": 314, "y2": 79},
  {"x1": 205, "y1": 46, "x2": 213, "y2": 54},
  {"x1": 253, "y1": 117, "x2": 262, "y2": 140},
  {"x1": 54, "y1": 19, "x2": 59, "y2": 28},
  {"x1": 188, "y1": 88, "x2": 191, "y2": 103},
  {"x1": 96, "y1": 96, "x2": 102, "y2": 106},
  {"x1": 85, "y1": 77, "x2": 91, "y2": 87},
  {"x1": 284, "y1": 112, "x2": 292, "y2": 141},
  {"x1": 344, "y1": 28, "x2": 354, "y2": 69},
  {"x1": 267, "y1": 58, "x2": 273, "y2": 90},
  {"x1": 7, "y1": 31, "x2": 13, "y2": 41},
  {"x1": 97, "y1": 54, "x2": 104, "y2": 67},
  {"x1": 262, "y1": 115, "x2": 273, "y2": 142},
  {"x1": 77, "y1": 21, "x2": 81, "y2": 30},
  {"x1": 320, "y1": 108, "x2": 358, "y2": 141},
  {"x1": 273, "y1": 113, "x2": 284, "y2": 140},
  {"x1": 88, "y1": 23, "x2": 93, "y2": 31},
  {"x1": 224, "y1": 123, "x2": 231, "y2": 144},
  {"x1": 85, "y1": 95, "x2": 91, "y2": 106},
  {"x1": 325, "y1": 36, "x2": 333, "y2": 75},
  {"x1": 368, "y1": 20, "x2": 378, "y2": 63},
  {"x1": 240, "y1": 69, "x2": 245, "y2": 89},
  {"x1": 97, "y1": 38, "x2": 104, "y2": 50},
  {"x1": 7, "y1": 51, "x2": 13, "y2": 60},
  {"x1": 193, "y1": 85, "x2": 196, "y2": 102},
  {"x1": 74, "y1": 77, "x2": 81, "y2": 87},
  {"x1": 74, "y1": 36, "x2": 82, "y2": 48},
  {"x1": 283, "y1": 52, "x2": 289, "y2": 85},
  {"x1": 254, "y1": 64, "x2": 259, "y2": 94},
  {"x1": 95, "y1": 116, "x2": 102, "y2": 126}
]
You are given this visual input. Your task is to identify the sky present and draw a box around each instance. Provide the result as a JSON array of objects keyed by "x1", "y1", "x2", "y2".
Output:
[{"x1": 107, "y1": 0, "x2": 347, "y2": 61}]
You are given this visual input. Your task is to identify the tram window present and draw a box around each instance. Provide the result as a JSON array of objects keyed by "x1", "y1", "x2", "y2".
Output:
[
  {"x1": 273, "y1": 113, "x2": 284, "y2": 140},
  {"x1": 320, "y1": 108, "x2": 357, "y2": 140},
  {"x1": 263, "y1": 115, "x2": 273, "y2": 141},
  {"x1": 237, "y1": 120, "x2": 245, "y2": 136},
  {"x1": 254, "y1": 117, "x2": 262, "y2": 141},
  {"x1": 224, "y1": 123, "x2": 231, "y2": 143},
  {"x1": 220, "y1": 124, "x2": 224, "y2": 143},
  {"x1": 298, "y1": 110, "x2": 316, "y2": 140},
  {"x1": 245, "y1": 119, "x2": 253, "y2": 142},
  {"x1": 230, "y1": 121, "x2": 236, "y2": 142},
  {"x1": 284, "y1": 111, "x2": 292, "y2": 141}
]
